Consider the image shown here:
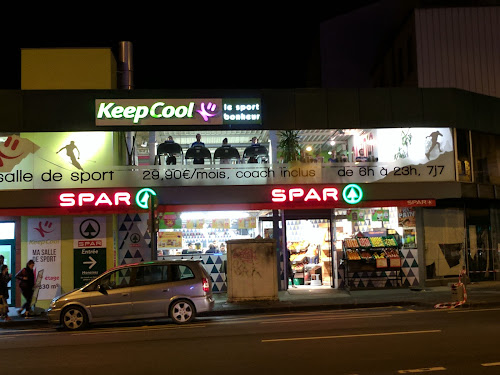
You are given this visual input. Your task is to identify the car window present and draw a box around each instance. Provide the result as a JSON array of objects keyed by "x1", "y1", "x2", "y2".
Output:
[
  {"x1": 171, "y1": 264, "x2": 195, "y2": 281},
  {"x1": 134, "y1": 265, "x2": 168, "y2": 286},
  {"x1": 98, "y1": 269, "x2": 130, "y2": 290}
]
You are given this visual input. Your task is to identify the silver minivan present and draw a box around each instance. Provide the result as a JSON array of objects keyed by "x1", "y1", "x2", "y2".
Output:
[{"x1": 47, "y1": 260, "x2": 214, "y2": 330}]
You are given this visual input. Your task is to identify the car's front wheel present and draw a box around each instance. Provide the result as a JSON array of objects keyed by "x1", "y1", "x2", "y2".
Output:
[
  {"x1": 170, "y1": 299, "x2": 195, "y2": 324},
  {"x1": 61, "y1": 306, "x2": 88, "y2": 330}
]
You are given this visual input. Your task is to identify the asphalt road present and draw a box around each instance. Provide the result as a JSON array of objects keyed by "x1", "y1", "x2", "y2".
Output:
[{"x1": 1, "y1": 306, "x2": 500, "y2": 375}]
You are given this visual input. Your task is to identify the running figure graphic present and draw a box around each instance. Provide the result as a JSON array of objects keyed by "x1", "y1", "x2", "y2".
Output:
[
  {"x1": 57, "y1": 141, "x2": 83, "y2": 170},
  {"x1": 425, "y1": 131, "x2": 443, "y2": 160}
]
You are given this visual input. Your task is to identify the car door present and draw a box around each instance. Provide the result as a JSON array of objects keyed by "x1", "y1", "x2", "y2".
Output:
[
  {"x1": 88, "y1": 268, "x2": 133, "y2": 321},
  {"x1": 130, "y1": 265, "x2": 170, "y2": 319},
  {"x1": 168, "y1": 263, "x2": 200, "y2": 297}
]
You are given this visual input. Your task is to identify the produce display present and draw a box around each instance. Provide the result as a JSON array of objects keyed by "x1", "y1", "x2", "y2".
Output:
[
  {"x1": 385, "y1": 249, "x2": 400, "y2": 258},
  {"x1": 370, "y1": 237, "x2": 385, "y2": 247},
  {"x1": 343, "y1": 230, "x2": 403, "y2": 287},
  {"x1": 288, "y1": 241, "x2": 309, "y2": 251},
  {"x1": 344, "y1": 238, "x2": 359, "y2": 248},
  {"x1": 292, "y1": 263, "x2": 304, "y2": 271},
  {"x1": 359, "y1": 251, "x2": 373, "y2": 260},
  {"x1": 383, "y1": 237, "x2": 398, "y2": 247},
  {"x1": 290, "y1": 252, "x2": 306, "y2": 262},
  {"x1": 358, "y1": 237, "x2": 372, "y2": 247},
  {"x1": 346, "y1": 250, "x2": 361, "y2": 260}
]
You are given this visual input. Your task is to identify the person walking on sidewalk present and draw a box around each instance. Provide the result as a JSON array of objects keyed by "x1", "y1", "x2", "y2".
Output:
[
  {"x1": 0, "y1": 265, "x2": 11, "y2": 321},
  {"x1": 16, "y1": 260, "x2": 35, "y2": 318}
]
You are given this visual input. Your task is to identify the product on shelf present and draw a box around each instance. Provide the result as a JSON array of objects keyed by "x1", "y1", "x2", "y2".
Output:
[
  {"x1": 358, "y1": 237, "x2": 371, "y2": 247},
  {"x1": 346, "y1": 250, "x2": 361, "y2": 260},
  {"x1": 344, "y1": 238, "x2": 359, "y2": 248},
  {"x1": 373, "y1": 252, "x2": 386, "y2": 259},
  {"x1": 289, "y1": 241, "x2": 309, "y2": 251},
  {"x1": 359, "y1": 251, "x2": 373, "y2": 260},
  {"x1": 290, "y1": 252, "x2": 307, "y2": 262},
  {"x1": 292, "y1": 263, "x2": 304, "y2": 271},
  {"x1": 383, "y1": 237, "x2": 398, "y2": 247},
  {"x1": 384, "y1": 249, "x2": 400, "y2": 258},
  {"x1": 370, "y1": 237, "x2": 385, "y2": 247}
]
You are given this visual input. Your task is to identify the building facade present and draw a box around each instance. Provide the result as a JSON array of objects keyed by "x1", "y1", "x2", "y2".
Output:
[{"x1": 1, "y1": 86, "x2": 499, "y2": 309}]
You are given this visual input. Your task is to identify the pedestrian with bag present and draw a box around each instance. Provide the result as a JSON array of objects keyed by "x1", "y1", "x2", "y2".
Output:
[
  {"x1": 16, "y1": 260, "x2": 35, "y2": 318},
  {"x1": 0, "y1": 265, "x2": 11, "y2": 321}
]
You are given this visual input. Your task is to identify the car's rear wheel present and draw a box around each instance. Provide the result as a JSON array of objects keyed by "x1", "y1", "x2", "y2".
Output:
[
  {"x1": 61, "y1": 306, "x2": 88, "y2": 330},
  {"x1": 170, "y1": 299, "x2": 195, "y2": 324}
]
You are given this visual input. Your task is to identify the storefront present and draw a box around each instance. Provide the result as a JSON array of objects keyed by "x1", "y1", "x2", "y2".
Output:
[{"x1": 1, "y1": 88, "x2": 500, "y2": 309}]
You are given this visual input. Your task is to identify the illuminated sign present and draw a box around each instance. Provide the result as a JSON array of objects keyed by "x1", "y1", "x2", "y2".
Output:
[
  {"x1": 97, "y1": 101, "x2": 197, "y2": 124},
  {"x1": 59, "y1": 192, "x2": 131, "y2": 207},
  {"x1": 135, "y1": 188, "x2": 157, "y2": 209},
  {"x1": 342, "y1": 184, "x2": 363, "y2": 204},
  {"x1": 95, "y1": 98, "x2": 261, "y2": 126},
  {"x1": 271, "y1": 187, "x2": 340, "y2": 203},
  {"x1": 271, "y1": 185, "x2": 364, "y2": 205}
]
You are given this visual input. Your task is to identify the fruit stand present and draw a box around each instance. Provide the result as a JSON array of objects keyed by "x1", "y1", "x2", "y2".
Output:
[{"x1": 342, "y1": 236, "x2": 403, "y2": 288}]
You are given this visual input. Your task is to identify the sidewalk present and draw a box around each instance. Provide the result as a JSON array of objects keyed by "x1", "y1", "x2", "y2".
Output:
[{"x1": 2, "y1": 281, "x2": 500, "y2": 328}]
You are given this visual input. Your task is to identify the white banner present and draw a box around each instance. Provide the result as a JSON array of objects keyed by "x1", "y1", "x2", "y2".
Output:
[
  {"x1": 0, "y1": 128, "x2": 456, "y2": 190},
  {"x1": 27, "y1": 218, "x2": 61, "y2": 300}
]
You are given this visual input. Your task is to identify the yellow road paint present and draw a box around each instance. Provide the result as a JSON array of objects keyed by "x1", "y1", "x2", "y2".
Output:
[
  {"x1": 259, "y1": 314, "x2": 392, "y2": 324},
  {"x1": 262, "y1": 329, "x2": 441, "y2": 343},
  {"x1": 481, "y1": 362, "x2": 500, "y2": 367},
  {"x1": 398, "y1": 367, "x2": 446, "y2": 373}
]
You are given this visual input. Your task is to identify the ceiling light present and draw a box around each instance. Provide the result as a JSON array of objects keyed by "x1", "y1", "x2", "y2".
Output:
[
  {"x1": 330, "y1": 140, "x2": 336, "y2": 146},
  {"x1": 306, "y1": 146, "x2": 312, "y2": 152}
]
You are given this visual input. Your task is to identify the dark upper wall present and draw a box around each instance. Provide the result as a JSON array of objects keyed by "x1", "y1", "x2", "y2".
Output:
[{"x1": 0, "y1": 88, "x2": 499, "y2": 134}]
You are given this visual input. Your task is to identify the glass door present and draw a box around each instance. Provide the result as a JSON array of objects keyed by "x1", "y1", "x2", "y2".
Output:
[
  {"x1": 0, "y1": 222, "x2": 16, "y2": 305},
  {"x1": 286, "y1": 219, "x2": 333, "y2": 287}
]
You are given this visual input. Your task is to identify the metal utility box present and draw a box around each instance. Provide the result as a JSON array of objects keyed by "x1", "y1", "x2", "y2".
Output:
[{"x1": 226, "y1": 239, "x2": 277, "y2": 302}]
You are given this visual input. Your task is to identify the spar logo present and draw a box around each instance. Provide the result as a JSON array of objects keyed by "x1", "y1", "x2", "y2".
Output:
[{"x1": 271, "y1": 185, "x2": 364, "y2": 205}]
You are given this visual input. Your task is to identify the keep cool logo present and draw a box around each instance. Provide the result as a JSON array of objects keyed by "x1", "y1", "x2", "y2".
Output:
[
  {"x1": 0, "y1": 135, "x2": 39, "y2": 173},
  {"x1": 34, "y1": 220, "x2": 55, "y2": 238},
  {"x1": 97, "y1": 101, "x2": 220, "y2": 124}
]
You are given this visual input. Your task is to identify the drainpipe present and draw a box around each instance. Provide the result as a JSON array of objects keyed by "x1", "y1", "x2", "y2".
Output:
[
  {"x1": 117, "y1": 41, "x2": 133, "y2": 90},
  {"x1": 117, "y1": 41, "x2": 137, "y2": 165}
]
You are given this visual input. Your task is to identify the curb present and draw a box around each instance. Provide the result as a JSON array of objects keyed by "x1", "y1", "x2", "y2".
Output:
[
  {"x1": 203, "y1": 300, "x2": 422, "y2": 317},
  {"x1": 2, "y1": 299, "x2": 500, "y2": 329},
  {"x1": 0, "y1": 317, "x2": 49, "y2": 329}
]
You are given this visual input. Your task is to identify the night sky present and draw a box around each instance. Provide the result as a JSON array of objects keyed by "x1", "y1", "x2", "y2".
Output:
[{"x1": 0, "y1": 3, "x2": 379, "y2": 90}]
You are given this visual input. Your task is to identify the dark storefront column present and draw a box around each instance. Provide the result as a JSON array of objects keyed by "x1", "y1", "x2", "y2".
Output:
[{"x1": 415, "y1": 207, "x2": 426, "y2": 287}]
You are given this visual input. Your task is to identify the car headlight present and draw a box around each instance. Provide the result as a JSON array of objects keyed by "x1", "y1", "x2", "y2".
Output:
[{"x1": 49, "y1": 297, "x2": 59, "y2": 308}]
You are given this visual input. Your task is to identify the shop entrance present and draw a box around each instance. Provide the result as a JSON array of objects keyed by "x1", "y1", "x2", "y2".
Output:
[
  {"x1": 286, "y1": 217, "x2": 333, "y2": 288},
  {"x1": 0, "y1": 222, "x2": 16, "y2": 305},
  {"x1": 466, "y1": 207, "x2": 496, "y2": 282}
]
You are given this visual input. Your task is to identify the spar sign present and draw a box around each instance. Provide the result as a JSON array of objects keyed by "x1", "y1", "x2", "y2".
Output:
[{"x1": 271, "y1": 185, "x2": 363, "y2": 205}]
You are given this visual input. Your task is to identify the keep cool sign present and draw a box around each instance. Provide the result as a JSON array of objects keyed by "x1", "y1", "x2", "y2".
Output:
[{"x1": 27, "y1": 218, "x2": 61, "y2": 300}]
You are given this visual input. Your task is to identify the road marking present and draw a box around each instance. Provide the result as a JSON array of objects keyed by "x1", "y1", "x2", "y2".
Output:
[
  {"x1": 481, "y1": 362, "x2": 500, "y2": 367},
  {"x1": 72, "y1": 324, "x2": 206, "y2": 336},
  {"x1": 0, "y1": 331, "x2": 63, "y2": 339},
  {"x1": 262, "y1": 329, "x2": 441, "y2": 343},
  {"x1": 398, "y1": 367, "x2": 446, "y2": 373},
  {"x1": 260, "y1": 314, "x2": 392, "y2": 324},
  {"x1": 448, "y1": 307, "x2": 500, "y2": 314}
]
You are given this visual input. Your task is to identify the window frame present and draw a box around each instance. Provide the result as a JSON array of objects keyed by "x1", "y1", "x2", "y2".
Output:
[{"x1": 171, "y1": 264, "x2": 196, "y2": 282}]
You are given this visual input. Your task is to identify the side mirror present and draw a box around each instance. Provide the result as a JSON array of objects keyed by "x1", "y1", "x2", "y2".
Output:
[{"x1": 98, "y1": 284, "x2": 108, "y2": 295}]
